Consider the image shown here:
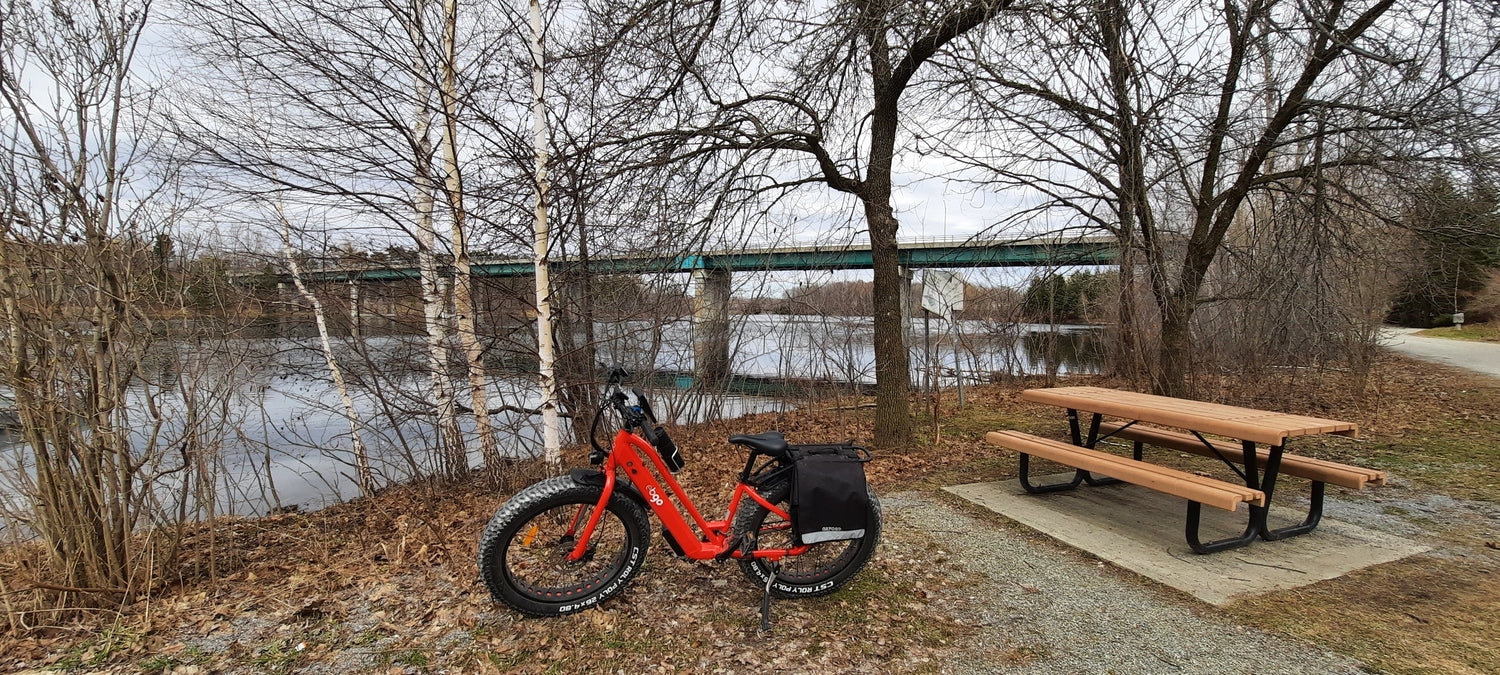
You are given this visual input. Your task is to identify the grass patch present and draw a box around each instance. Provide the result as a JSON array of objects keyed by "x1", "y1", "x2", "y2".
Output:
[
  {"x1": 1230, "y1": 555, "x2": 1500, "y2": 675},
  {"x1": 1416, "y1": 324, "x2": 1500, "y2": 342},
  {"x1": 50, "y1": 621, "x2": 142, "y2": 670},
  {"x1": 136, "y1": 654, "x2": 182, "y2": 673},
  {"x1": 1364, "y1": 421, "x2": 1500, "y2": 502},
  {"x1": 395, "y1": 649, "x2": 429, "y2": 668},
  {"x1": 249, "y1": 638, "x2": 303, "y2": 673}
]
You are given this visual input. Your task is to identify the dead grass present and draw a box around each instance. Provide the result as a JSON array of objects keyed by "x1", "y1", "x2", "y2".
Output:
[{"x1": 1228, "y1": 554, "x2": 1500, "y2": 675}]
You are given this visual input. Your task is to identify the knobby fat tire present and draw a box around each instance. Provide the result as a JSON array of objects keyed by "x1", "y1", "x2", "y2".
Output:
[
  {"x1": 477, "y1": 476, "x2": 651, "y2": 616},
  {"x1": 732, "y1": 477, "x2": 882, "y2": 598}
]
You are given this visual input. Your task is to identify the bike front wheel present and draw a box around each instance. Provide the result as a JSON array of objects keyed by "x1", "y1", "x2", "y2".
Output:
[
  {"x1": 733, "y1": 477, "x2": 881, "y2": 598},
  {"x1": 478, "y1": 475, "x2": 651, "y2": 616}
]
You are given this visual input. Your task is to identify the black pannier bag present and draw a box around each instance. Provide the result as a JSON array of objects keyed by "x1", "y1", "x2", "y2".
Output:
[{"x1": 788, "y1": 443, "x2": 872, "y2": 544}]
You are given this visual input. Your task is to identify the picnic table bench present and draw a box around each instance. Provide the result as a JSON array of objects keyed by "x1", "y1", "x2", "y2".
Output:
[{"x1": 985, "y1": 386, "x2": 1381, "y2": 554}]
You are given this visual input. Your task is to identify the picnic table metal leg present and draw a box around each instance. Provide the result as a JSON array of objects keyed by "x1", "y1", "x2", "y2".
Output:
[
  {"x1": 1017, "y1": 453, "x2": 1088, "y2": 494},
  {"x1": 1255, "y1": 443, "x2": 1325, "y2": 540},
  {"x1": 1186, "y1": 501, "x2": 1262, "y2": 554},
  {"x1": 1075, "y1": 411, "x2": 1124, "y2": 487},
  {"x1": 1185, "y1": 440, "x2": 1269, "y2": 553},
  {"x1": 1242, "y1": 441, "x2": 1260, "y2": 490}
]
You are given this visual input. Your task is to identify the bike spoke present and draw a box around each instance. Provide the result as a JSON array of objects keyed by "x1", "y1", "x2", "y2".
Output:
[{"x1": 505, "y1": 504, "x2": 629, "y2": 599}]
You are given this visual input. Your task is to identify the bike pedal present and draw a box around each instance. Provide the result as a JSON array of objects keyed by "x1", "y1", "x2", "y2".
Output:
[{"x1": 714, "y1": 535, "x2": 744, "y2": 561}]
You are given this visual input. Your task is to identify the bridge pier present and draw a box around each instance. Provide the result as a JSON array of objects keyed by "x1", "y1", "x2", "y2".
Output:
[
  {"x1": 348, "y1": 279, "x2": 363, "y2": 338},
  {"x1": 692, "y1": 266, "x2": 732, "y2": 384},
  {"x1": 276, "y1": 281, "x2": 296, "y2": 335}
]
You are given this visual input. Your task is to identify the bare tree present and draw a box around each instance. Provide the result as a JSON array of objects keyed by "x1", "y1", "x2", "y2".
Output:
[
  {"x1": 171, "y1": 0, "x2": 536, "y2": 478},
  {"x1": 437, "y1": 0, "x2": 503, "y2": 470},
  {"x1": 271, "y1": 203, "x2": 375, "y2": 496},
  {"x1": 0, "y1": 0, "x2": 202, "y2": 599},
  {"x1": 941, "y1": 0, "x2": 1500, "y2": 394},
  {"x1": 606, "y1": 0, "x2": 1016, "y2": 448}
]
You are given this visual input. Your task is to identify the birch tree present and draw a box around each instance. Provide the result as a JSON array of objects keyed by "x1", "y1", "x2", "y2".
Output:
[
  {"x1": 528, "y1": 0, "x2": 562, "y2": 464},
  {"x1": 173, "y1": 0, "x2": 532, "y2": 477},
  {"x1": 272, "y1": 203, "x2": 375, "y2": 495},
  {"x1": 437, "y1": 0, "x2": 502, "y2": 471}
]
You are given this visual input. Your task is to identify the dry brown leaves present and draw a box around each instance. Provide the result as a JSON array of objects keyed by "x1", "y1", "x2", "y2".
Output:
[{"x1": 3, "y1": 356, "x2": 1493, "y2": 673}]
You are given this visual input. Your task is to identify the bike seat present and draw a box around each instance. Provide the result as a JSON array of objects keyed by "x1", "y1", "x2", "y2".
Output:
[{"x1": 728, "y1": 430, "x2": 789, "y2": 458}]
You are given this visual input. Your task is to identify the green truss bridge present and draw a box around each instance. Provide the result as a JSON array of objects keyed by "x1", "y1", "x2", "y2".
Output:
[
  {"x1": 260, "y1": 235, "x2": 1117, "y2": 383},
  {"x1": 289, "y1": 235, "x2": 1117, "y2": 282}
]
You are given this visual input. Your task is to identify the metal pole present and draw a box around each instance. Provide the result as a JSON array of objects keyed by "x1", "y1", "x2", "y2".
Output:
[
  {"x1": 923, "y1": 309, "x2": 931, "y2": 394},
  {"x1": 952, "y1": 315, "x2": 964, "y2": 407}
]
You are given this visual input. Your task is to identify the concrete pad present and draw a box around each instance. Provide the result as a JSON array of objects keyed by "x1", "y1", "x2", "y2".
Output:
[{"x1": 944, "y1": 476, "x2": 1430, "y2": 605}]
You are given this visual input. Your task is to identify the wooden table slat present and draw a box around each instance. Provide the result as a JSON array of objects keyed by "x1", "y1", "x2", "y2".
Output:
[{"x1": 1020, "y1": 386, "x2": 1358, "y2": 446}]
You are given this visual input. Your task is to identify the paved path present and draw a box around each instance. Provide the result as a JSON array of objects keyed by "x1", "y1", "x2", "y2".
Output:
[
  {"x1": 1382, "y1": 327, "x2": 1500, "y2": 380},
  {"x1": 885, "y1": 492, "x2": 1366, "y2": 674}
]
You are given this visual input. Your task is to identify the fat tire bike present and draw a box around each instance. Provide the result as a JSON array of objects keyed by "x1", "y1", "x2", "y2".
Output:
[{"x1": 477, "y1": 369, "x2": 881, "y2": 620}]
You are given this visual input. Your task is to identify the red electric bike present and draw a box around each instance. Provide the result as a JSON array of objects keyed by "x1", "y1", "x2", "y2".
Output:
[{"x1": 477, "y1": 369, "x2": 881, "y2": 618}]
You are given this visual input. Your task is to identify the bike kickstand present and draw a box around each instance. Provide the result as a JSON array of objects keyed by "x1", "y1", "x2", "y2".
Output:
[{"x1": 759, "y1": 561, "x2": 779, "y2": 634}]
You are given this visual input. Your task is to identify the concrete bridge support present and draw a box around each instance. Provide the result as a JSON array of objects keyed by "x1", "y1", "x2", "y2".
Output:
[
  {"x1": 347, "y1": 279, "x2": 363, "y2": 338},
  {"x1": 692, "y1": 266, "x2": 732, "y2": 384}
]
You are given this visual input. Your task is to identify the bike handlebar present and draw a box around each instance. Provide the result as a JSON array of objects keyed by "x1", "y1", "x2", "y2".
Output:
[{"x1": 590, "y1": 371, "x2": 659, "y2": 461}]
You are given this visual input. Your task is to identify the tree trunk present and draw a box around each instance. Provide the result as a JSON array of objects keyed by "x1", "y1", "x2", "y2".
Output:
[
  {"x1": 276, "y1": 208, "x2": 374, "y2": 497},
  {"x1": 863, "y1": 3, "x2": 912, "y2": 450},
  {"x1": 866, "y1": 196, "x2": 912, "y2": 449},
  {"x1": 1156, "y1": 292, "x2": 1195, "y2": 397},
  {"x1": 530, "y1": 0, "x2": 563, "y2": 465},
  {"x1": 406, "y1": 22, "x2": 466, "y2": 479},
  {"x1": 441, "y1": 0, "x2": 501, "y2": 475}
]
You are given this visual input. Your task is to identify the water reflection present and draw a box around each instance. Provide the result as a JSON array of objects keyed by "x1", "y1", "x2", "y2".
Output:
[{"x1": 1, "y1": 316, "x2": 1103, "y2": 517}]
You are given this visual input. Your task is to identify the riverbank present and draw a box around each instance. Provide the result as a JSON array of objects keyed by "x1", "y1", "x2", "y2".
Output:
[{"x1": 3, "y1": 354, "x2": 1496, "y2": 673}]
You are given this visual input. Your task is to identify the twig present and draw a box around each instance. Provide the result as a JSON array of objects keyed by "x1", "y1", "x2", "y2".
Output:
[
  {"x1": 454, "y1": 402, "x2": 573, "y2": 418},
  {"x1": 0, "y1": 582, "x2": 128, "y2": 597}
]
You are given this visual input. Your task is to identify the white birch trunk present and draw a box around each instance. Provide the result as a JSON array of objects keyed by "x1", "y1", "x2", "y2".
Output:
[
  {"x1": 530, "y1": 0, "x2": 562, "y2": 464},
  {"x1": 274, "y1": 205, "x2": 374, "y2": 497},
  {"x1": 440, "y1": 0, "x2": 501, "y2": 472},
  {"x1": 405, "y1": 1, "x2": 467, "y2": 478}
]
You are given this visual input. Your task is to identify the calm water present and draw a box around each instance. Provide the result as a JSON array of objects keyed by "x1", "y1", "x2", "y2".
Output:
[{"x1": 0, "y1": 315, "x2": 1101, "y2": 517}]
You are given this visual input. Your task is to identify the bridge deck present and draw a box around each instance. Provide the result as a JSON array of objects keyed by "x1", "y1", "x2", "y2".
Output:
[{"x1": 252, "y1": 236, "x2": 1117, "y2": 282}]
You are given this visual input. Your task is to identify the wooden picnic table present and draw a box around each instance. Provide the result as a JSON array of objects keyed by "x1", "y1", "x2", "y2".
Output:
[
  {"x1": 1021, "y1": 386, "x2": 1359, "y2": 446},
  {"x1": 1007, "y1": 386, "x2": 1366, "y2": 553}
]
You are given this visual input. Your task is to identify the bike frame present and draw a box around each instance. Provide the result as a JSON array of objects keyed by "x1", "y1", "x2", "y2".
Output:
[{"x1": 566, "y1": 428, "x2": 810, "y2": 563}]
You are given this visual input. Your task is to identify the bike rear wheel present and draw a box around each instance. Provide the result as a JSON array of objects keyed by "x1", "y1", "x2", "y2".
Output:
[
  {"x1": 478, "y1": 476, "x2": 650, "y2": 616},
  {"x1": 733, "y1": 477, "x2": 881, "y2": 598}
]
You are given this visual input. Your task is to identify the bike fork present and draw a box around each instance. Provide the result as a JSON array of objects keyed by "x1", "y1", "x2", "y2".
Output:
[{"x1": 567, "y1": 472, "x2": 617, "y2": 561}]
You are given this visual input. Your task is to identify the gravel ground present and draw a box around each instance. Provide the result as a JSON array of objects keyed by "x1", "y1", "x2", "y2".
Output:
[{"x1": 883, "y1": 491, "x2": 1371, "y2": 675}]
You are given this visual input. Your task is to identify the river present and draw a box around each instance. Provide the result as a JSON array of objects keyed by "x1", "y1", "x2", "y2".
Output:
[{"x1": 0, "y1": 315, "x2": 1102, "y2": 518}]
